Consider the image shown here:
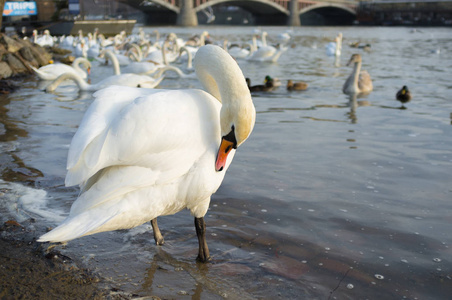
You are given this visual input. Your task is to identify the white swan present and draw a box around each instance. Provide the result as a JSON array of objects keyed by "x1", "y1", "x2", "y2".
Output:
[
  {"x1": 101, "y1": 49, "x2": 163, "y2": 76},
  {"x1": 45, "y1": 71, "x2": 165, "y2": 92},
  {"x1": 326, "y1": 32, "x2": 343, "y2": 57},
  {"x1": 152, "y1": 65, "x2": 197, "y2": 79},
  {"x1": 177, "y1": 46, "x2": 194, "y2": 71},
  {"x1": 342, "y1": 53, "x2": 373, "y2": 95},
  {"x1": 228, "y1": 42, "x2": 254, "y2": 59},
  {"x1": 38, "y1": 45, "x2": 256, "y2": 262},
  {"x1": 31, "y1": 57, "x2": 91, "y2": 80},
  {"x1": 247, "y1": 45, "x2": 287, "y2": 62},
  {"x1": 247, "y1": 32, "x2": 286, "y2": 62},
  {"x1": 34, "y1": 29, "x2": 54, "y2": 47},
  {"x1": 74, "y1": 40, "x2": 88, "y2": 58},
  {"x1": 147, "y1": 38, "x2": 181, "y2": 66}
]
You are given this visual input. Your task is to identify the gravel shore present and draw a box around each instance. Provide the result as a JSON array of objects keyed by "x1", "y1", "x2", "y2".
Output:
[{"x1": 0, "y1": 219, "x2": 134, "y2": 300}]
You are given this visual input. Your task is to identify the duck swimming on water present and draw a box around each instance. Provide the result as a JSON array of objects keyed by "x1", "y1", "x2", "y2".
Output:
[
  {"x1": 287, "y1": 80, "x2": 308, "y2": 91},
  {"x1": 396, "y1": 85, "x2": 412, "y2": 108},
  {"x1": 246, "y1": 77, "x2": 275, "y2": 92}
]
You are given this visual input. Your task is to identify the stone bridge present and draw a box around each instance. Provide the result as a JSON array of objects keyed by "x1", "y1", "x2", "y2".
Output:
[{"x1": 126, "y1": 0, "x2": 358, "y2": 26}]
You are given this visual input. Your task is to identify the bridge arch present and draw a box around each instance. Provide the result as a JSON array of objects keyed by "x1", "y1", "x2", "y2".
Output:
[
  {"x1": 195, "y1": 0, "x2": 289, "y2": 15},
  {"x1": 143, "y1": 0, "x2": 179, "y2": 13},
  {"x1": 299, "y1": 3, "x2": 356, "y2": 15}
]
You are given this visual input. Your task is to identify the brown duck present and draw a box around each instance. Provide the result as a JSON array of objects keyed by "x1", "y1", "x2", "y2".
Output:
[{"x1": 287, "y1": 80, "x2": 308, "y2": 91}]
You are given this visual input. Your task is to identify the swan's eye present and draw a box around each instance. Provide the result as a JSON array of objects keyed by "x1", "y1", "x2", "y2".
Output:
[
  {"x1": 223, "y1": 126, "x2": 237, "y2": 149},
  {"x1": 137, "y1": 84, "x2": 141, "y2": 88}
]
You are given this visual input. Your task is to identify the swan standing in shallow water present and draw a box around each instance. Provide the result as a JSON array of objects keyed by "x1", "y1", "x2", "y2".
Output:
[
  {"x1": 38, "y1": 45, "x2": 256, "y2": 263},
  {"x1": 342, "y1": 53, "x2": 373, "y2": 95}
]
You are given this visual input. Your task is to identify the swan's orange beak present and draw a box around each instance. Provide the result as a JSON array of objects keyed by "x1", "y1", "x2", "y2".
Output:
[{"x1": 215, "y1": 138, "x2": 235, "y2": 172}]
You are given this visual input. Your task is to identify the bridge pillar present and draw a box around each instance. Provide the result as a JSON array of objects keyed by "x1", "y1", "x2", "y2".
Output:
[
  {"x1": 176, "y1": 0, "x2": 198, "y2": 26},
  {"x1": 287, "y1": 0, "x2": 301, "y2": 26}
]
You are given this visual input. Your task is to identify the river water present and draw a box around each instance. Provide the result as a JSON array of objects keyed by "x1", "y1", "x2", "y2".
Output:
[{"x1": 0, "y1": 26, "x2": 451, "y2": 299}]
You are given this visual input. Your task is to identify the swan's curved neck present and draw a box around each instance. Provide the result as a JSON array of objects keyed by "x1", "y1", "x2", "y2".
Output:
[
  {"x1": 72, "y1": 57, "x2": 89, "y2": 76},
  {"x1": 128, "y1": 43, "x2": 143, "y2": 61},
  {"x1": 194, "y1": 46, "x2": 249, "y2": 104},
  {"x1": 154, "y1": 30, "x2": 160, "y2": 43},
  {"x1": 153, "y1": 65, "x2": 183, "y2": 78},
  {"x1": 194, "y1": 45, "x2": 255, "y2": 146},
  {"x1": 102, "y1": 50, "x2": 121, "y2": 75},
  {"x1": 243, "y1": 42, "x2": 255, "y2": 55},
  {"x1": 252, "y1": 35, "x2": 256, "y2": 51},
  {"x1": 262, "y1": 32, "x2": 268, "y2": 47},
  {"x1": 179, "y1": 46, "x2": 193, "y2": 69},
  {"x1": 47, "y1": 73, "x2": 90, "y2": 92},
  {"x1": 351, "y1": 60, "x2": 362, "y2": 88},
  {"x1": 161, "y1": 41, "x2": 169, "y2": 65}
]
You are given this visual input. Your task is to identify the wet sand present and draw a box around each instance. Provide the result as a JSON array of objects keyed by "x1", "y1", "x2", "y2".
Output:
[{"x1": 0, "y1": 219, "x2": 133, "y2": 299}]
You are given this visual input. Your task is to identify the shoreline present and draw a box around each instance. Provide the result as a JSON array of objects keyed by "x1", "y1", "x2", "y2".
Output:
[{"x1": 0, "y1": 218, "x2": 134, "y2": 299}]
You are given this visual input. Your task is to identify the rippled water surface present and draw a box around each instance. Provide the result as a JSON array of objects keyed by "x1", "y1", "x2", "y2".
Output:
[{"x1": 1, "y1": 26, "x2": 451, "y2": 299}]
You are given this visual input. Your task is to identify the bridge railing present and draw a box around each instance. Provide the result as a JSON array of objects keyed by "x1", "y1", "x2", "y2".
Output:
[{"x1": 169, "y1": 0, "x2": 358, "y2": 11}]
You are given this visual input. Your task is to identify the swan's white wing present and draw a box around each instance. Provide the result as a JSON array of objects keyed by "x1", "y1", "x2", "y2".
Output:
[
  {"x1": 33, "y1": 64, "x2": 84, "y2": 80},
  {"x1": 247, "y1": 46, "x2": 276, "y2": 61},
  {"x1": 65, "y1": 86, "x2": 221, "y2": 187},
  {"x1": 92, "y1": 74, "x2": 162, "y2": 90},
  {"x1": 122, "y1": 62, "x2": 159, "y2": 75},
  {"x1": 66, "y1": 86, "x2": 156, "y2": 171}
]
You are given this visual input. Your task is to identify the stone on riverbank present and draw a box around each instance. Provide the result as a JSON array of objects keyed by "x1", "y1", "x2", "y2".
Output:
[{"x1": 0, "y1": 33, "x2": 53, "y2": 79}]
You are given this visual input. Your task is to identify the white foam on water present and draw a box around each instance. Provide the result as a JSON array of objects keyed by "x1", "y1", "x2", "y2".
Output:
[{"x1": 0, "y1": 179, "x2": 66, "y2": 224}]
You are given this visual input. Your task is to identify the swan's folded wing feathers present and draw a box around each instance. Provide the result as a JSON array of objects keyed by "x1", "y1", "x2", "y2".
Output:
[
  {"x1": 70, "y1": 166, "x2": 160, "y2": 216},
  {"x1": 358, "y1": 70, "x2": 373, "y2": 91},
  {"x1": 66, "y1": 87, "x2": 219, "y2": 187},
  {"x1": 66, "y1": 87, "x2": 161, "y2": 172}
]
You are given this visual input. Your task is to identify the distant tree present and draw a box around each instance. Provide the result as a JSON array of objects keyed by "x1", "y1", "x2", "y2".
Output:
[{"x1": 0, "y1": 0, "x2": 5, "y2": 30}]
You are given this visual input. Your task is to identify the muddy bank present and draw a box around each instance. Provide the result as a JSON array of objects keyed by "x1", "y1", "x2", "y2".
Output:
[{"x1": 0, "y1": 219, "x2": 138, "y2": 299}]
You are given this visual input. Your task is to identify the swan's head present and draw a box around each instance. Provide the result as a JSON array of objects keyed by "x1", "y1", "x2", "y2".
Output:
[
  {"x1": 194, "y1": 45, "x2": 255, "y2": 171},
  {"x1": 216, "y1": 99, "x2": 255, "y2": 171},
  {"x1": 346, "y1": 53, "x2": 362, "y2": 66}
]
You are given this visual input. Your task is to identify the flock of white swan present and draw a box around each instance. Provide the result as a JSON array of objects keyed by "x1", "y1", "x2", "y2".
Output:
[{"x1": 32, "y1": 27, "x2": 403, "y2": 262}]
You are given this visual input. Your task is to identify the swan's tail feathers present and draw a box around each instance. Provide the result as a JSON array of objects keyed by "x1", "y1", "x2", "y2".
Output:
[
  {"x1": 29, "y1": 64, "x2": 53, "y2": 81},
  {"x1": 37, "y1": 211, "x2": 117, "y2": 243}
]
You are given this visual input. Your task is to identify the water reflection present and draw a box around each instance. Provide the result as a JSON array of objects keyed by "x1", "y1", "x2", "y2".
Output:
[
  {"x1": 0, "y1": 94, "x2": 44, "y2": 182},
  {"x1": 345, "y1": 94, "x2": 372, "y2": 124},
  {"x1": 347, "y1": 94, "x2": 358, "y2": 123}
]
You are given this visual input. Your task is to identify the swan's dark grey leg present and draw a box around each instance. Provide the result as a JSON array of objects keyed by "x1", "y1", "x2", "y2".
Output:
[
  {"x1": 195, "y1": 217, "x2": 210, "y2": 262},
  {"x1": 151, "y1": 218, "x2": 164, "y2": 245}
]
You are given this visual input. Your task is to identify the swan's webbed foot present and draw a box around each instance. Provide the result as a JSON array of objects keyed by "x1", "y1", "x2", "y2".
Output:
[
  {"x1": 151, "y1": 218, "x2": 164, "y2": 245},
  {"x1": 195, "y1": 217, "x2": 211, "y2": 263}
]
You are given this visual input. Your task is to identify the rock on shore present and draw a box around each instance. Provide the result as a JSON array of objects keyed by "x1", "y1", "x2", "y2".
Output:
[{"x1": 0, "y1": 33, "x2": 53, "y2": 79}]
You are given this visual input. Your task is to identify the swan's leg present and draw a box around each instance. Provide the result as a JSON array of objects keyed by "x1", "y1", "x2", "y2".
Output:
[
  {"x1": 195, "y1": 217, "x2": 210, "y2": 262},
  {"x1": 151, "y1": 218, "x2": 164, "y2": 245}
]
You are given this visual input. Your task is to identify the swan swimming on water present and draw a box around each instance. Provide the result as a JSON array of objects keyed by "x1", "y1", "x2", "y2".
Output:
[
  {"x1": 44, "y1": 71, "x2": 164, "y2": 92},
  {"x1": 342, "y1": 53, "x2": 373, "y2": 96},
  {"x1": 31, "y1": 57, "x2": 91, "y2": 80},
  {"x1": 38, "y1": 45, "x2": 256, "y2": 262}
]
